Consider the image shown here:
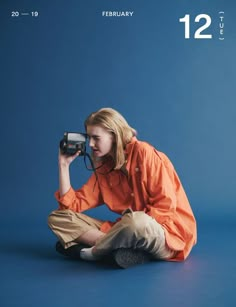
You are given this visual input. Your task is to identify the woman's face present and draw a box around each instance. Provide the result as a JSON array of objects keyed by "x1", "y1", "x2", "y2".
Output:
[{"x1": 87, "y1": 125, "x2": 115, "y2": 157}]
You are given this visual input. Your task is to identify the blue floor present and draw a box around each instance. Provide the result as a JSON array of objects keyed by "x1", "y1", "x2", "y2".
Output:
[{"x1": 1, "y1": 218, "x2": 236, "y2": 307}]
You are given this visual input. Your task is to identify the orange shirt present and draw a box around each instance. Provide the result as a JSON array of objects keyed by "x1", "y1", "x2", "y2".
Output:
[{"x1": 55, "y1": 137, "x2": 197, "y2": 261}]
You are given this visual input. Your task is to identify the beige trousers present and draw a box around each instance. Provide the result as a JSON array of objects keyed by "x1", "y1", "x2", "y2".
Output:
[{"x1": 48, "y1": 209, "x2": 175, "y2": 260}]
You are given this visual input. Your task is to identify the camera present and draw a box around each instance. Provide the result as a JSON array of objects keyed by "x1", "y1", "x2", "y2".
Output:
[{"x1": 60, "y1": 132, "x2": 87, "y2": 156}]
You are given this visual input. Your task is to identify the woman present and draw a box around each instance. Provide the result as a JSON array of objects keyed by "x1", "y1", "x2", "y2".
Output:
[{"x1": 48, "y1": 108, "x2": 197, "y2": 268}]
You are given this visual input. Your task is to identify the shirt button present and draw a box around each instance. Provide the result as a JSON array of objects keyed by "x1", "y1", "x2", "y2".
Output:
[
  {"x1": 131, "y1": 193, "x2": 134, "y2": 197},
  {"x1": 135, "y1": 168, "x2": 139, "y2": 172}
]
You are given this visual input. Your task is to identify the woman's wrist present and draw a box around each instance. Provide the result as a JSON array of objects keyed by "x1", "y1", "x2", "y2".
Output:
[{"x1": 59, "y1": 162, "x2": 70, "y2": 172}]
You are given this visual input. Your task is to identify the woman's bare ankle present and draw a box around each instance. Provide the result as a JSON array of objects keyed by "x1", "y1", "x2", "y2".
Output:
[{"x1": 76, "y1": 229, "x2": 105, "y2": 246}]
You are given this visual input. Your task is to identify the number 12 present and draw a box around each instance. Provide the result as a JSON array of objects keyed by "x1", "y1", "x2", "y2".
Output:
[{"x1": 179, "y1": 14, "x2": 212, "y2": 39}]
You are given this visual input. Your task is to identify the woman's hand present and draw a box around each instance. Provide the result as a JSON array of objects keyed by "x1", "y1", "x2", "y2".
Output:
[{"x1": 58, "y1": 149, "x2": 81, "y2": 168}]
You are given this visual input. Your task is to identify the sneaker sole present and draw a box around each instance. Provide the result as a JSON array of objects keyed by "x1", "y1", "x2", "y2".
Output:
[{"x1": 113, "y1": 248, "x2": 150, "y2": 269}]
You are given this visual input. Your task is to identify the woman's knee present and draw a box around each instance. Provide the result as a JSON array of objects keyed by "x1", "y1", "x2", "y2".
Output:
[
  {"x1": 47, "y1": 209, "x2": 73, "y2": 228},
  {"x1": 120, "y1": 211, "x2": 152, "y2": 237}
]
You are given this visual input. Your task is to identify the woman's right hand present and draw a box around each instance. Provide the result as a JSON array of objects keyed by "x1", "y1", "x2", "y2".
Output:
[{"x1": 58, "y1": 149, "x2": 81, "y2": 168}]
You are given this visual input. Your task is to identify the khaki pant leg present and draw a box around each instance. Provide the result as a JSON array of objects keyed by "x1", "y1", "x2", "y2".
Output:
[
  {"x1": 95, "y1": 210, "x2": 175, "y2": 260},
  {"x1": 48, "y1": 209, "x2": 104, "y2": 248}
]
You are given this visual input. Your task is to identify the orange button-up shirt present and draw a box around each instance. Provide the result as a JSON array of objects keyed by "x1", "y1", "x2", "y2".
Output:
[{"x1": 55, "y1": 137, "x2": 197, "y2": 261}]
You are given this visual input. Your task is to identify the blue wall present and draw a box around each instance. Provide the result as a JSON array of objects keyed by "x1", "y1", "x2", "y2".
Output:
[{"x1": 1, "y1": 0, "x2": 235, "y2": 229}]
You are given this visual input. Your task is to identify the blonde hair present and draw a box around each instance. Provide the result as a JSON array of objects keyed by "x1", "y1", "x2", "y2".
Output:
[{"x1": 84, "y1": 108, "x2": 136, "y2": 169}]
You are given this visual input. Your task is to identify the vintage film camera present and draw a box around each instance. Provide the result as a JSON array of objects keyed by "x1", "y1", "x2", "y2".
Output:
[{"x1": 60, "y1": 132, "x2": 87, "y2": 156}]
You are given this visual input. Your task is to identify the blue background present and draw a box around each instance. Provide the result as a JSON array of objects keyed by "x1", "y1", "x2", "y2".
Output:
[{"x1": 0, "y1": 0, "x2": 236, "y2": 307}]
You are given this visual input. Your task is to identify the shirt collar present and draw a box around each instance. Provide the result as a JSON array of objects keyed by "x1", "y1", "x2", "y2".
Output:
[
  {"x1": 124, "y1": 137, "x2": 138, "y2": 173},
  {"x1": 125, "y1": 136, "x2": 137, "y2": 155}
]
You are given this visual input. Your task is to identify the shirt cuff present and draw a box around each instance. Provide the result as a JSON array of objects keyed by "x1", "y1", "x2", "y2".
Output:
[{"x1": 54, "y1": 187, "x2": 75, "y2": 207}]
